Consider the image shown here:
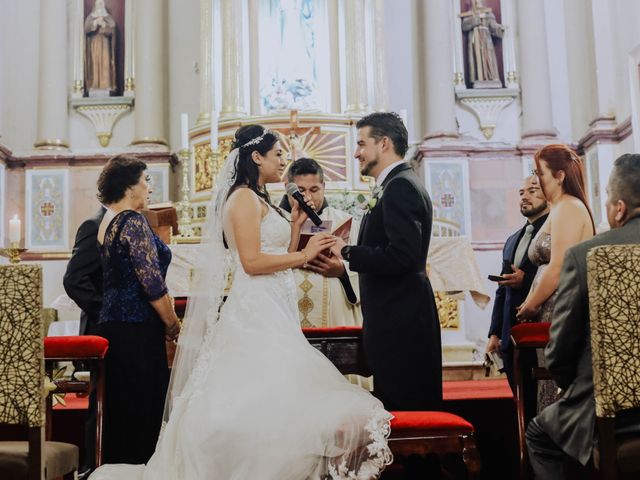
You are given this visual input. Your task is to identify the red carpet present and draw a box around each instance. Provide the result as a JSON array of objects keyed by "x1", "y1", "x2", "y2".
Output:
[{"x1": 53, "y1": 379, "x2": 513, "y2": 411}]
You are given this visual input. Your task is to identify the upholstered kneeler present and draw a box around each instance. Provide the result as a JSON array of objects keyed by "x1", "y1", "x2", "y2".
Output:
[
  {"x1": 389, "y1": 411, "x2": 481, "y2": 478},
  {"x1": 510, "y1": 321, "x2": 551, "y2": 479},
  {"x1": 0, "y1": 264, "x2": 78, "y2": 480},
  {"x1": 44, "y1": 335, "x2": 109, "y2": 469}
]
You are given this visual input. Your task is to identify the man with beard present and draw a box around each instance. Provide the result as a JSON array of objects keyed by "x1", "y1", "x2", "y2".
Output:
[
  {"x1": 333, "y1": 112, "x2": 442, "y2": 411},
  {"x1": 486, "y1": 175, "x2": 549, "y2": 421}
]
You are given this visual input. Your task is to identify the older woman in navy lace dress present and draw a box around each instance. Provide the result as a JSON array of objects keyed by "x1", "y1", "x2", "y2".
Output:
[{"x1": 95, "y1": 155, "x2": 180, "y2": 465}]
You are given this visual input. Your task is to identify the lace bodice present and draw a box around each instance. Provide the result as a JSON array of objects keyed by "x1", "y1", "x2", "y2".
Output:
[{"x1": 528, "y1": 230, "x2": 551, "y2": 267}]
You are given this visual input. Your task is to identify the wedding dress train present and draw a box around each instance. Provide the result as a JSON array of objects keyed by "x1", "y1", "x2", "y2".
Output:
[{"x1": 90, "y1": 207, "x2": 392, "y2": 479}]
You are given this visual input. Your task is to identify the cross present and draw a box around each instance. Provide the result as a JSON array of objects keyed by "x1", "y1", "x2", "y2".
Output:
[
  {"x1": 440, "y1": 193, "x2": 456, "y2": 208},
  {"x1": 281, "y1": 109, "x2": 321, "y2": 162},
  {"x1": 40, "y1": 202, "x2": 55, "y2": 216}
]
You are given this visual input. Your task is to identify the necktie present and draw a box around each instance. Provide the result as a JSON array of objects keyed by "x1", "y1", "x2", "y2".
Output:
[{"x1": 513, "y1": 224, "x2": 535, "y2": 268}]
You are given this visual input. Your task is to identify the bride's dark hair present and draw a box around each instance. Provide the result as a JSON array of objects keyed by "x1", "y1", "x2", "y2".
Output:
[{"x1": 228, "y1": 124, "x2": 284, "y2": 216}]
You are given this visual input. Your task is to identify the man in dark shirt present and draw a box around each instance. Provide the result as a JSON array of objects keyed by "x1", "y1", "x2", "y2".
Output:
[{"x1": 486, "y1": 176, "x2": 548, "y2": 421}]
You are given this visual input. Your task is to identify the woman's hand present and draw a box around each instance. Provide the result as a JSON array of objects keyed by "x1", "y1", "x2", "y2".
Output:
[
  {"x1": 165, "y1": 320, "x2": 181, "y2": 342},
  {"x1": 289, "y1": 191, "x2": 316, "y2": 228},
  {"x1": 515, "y1": 301, "x2": 540, "y2": 322},
  {"x1": 303, "y1": 233, "x2": 337, "y2": 260}
]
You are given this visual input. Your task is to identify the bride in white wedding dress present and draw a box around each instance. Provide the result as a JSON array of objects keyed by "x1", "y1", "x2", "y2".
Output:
[{"x1": 90, "y1": 125, "x2": 392, "y2": 480}]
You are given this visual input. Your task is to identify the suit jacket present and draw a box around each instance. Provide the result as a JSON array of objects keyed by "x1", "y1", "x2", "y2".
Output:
[
  {"x1": 63, "y1": 208, "x2": 106, "y2": 336},
  {"x1": 489, "y1": 214, "x2": 547, "y2": 352},
  {"x1": 539, "y1": 216, "x2": 640, "y2": 465},
  {"x1": 348, "y1": 163, "x2": 442, "y2": 410}
]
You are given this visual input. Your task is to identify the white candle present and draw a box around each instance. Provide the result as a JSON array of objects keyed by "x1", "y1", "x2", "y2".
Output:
[
  {"x1": 180, "y1": 113, "x2": 189, "y2": 150},
  {"x1": 210, "y1": 110, "x2": 219, "y2": 151},
  {"x1": 9, "y1": 214, "x2": 21, "y2": 244},
  {"x1": 399, "y1": 109, "x2": 408, "y2": 127}
]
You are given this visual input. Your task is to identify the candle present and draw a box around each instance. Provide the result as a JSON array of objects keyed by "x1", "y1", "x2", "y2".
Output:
[
  {"x1": 399, "y1": 109, "x2": 408, "y2": 127},
  {"x1": 9, "y1": 214, "x2": 21, "y2": 244},
  {"x1": 210, "y1": 110, "x2": 219, "y2": 151},
  {"x1": 180, "y1": 113, "x2": 189, "y2": 150}
]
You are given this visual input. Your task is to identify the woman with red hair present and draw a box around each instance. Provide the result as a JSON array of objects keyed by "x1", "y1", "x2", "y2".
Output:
[{"x1": 516, "y1": 144, "x2": 595, "y2": 409}]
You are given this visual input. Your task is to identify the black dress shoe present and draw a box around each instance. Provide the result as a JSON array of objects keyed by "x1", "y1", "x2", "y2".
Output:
[{"x1": 78, "y1": 467, "x2": 95, "y2": 480}]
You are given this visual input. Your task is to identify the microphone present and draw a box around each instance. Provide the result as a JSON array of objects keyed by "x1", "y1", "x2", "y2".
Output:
[{"x1": 285, "y1": 183, "x2": 323, "y2": 226}]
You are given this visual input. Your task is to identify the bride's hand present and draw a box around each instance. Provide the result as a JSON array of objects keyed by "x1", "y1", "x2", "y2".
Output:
[
  {"x1": 290, "y1": 191, "x2": 316, "y2": 228},
  {"x1": 303, "y1": 233, "x2": 337, "y2": 260}
]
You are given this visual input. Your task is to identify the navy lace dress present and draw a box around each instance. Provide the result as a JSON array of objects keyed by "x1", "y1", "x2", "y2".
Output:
[{"x1": 97, "y1": 210, "x2": 172, "y2": 465}]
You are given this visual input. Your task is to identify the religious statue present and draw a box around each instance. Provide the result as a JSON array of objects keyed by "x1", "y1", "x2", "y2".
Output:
[
  {"x1": 84, "y1": 0, "x2": 117, "y2": 97},
  {"x1": 461, "y1": 0, "x2": 505, "y2": 88}
]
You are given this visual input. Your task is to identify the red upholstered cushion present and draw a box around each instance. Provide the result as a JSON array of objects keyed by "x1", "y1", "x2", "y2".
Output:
[
  {"x1": 510, "y1": 322, "x2": 550, "y2": 348},
  {"x1": 44, "y1": 335, "x2": 109, "y2": 359},
  {"x1": 390, "y1": 411, "x2": 474, "y2": 436},
  {"x1": 174, "y1": 297, "x2": 188, "y2": 317},
  {"x1": 302, "y1": 326, "x2": 362, "y2": 338}
]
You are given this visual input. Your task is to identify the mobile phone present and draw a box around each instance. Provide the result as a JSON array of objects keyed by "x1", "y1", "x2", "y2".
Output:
[{"x1": 488, "y1": 274, "x2": 504, "y2": 282}]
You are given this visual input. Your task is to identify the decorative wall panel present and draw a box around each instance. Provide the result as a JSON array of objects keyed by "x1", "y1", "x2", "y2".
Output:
[{"x1": 26, "y1": 169, "x2": 69, "y2": 250}]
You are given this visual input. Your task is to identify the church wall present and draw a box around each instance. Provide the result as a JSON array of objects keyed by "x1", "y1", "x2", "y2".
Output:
[
  {"x1": 0, "y1": 0, "x2": 40, "y2": 152},
  {"x1": 610, "y1": 0, "x2": 640, "y2": 124}
]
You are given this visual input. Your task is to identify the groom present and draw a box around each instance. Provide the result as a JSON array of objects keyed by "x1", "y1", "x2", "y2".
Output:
[{"x1": 335, "y1": 112, "x2": 442, "y2": 410}]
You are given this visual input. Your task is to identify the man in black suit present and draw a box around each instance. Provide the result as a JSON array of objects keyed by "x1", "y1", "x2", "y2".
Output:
[
  {"x1": 526, "y1": 154, "x2": 640, "y2": 478},
  {"x1": 487, "y1": 176, "x2": 548, "y2": 419},
  {"x1": 335, "y1": 112, "x2": 442, "y2": 410},
  {"x1": 63, "y1": 206, "x2": 106, "y2": 477}
]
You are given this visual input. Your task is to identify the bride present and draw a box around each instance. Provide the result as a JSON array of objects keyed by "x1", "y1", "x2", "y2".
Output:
[{"x1": 90, "y1": 125, "x2": 393, "y2": 479}]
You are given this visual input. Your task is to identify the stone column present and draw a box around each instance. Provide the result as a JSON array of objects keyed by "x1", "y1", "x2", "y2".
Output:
[
  {"x1": 35, "y1": 0, "x2": 69, "y2": 150},
  {"x1": 517, "y1": 0, "x2": 556, "y2": 139},
  {"x1": 197, "y1": 0, "x2": 214, "y2": 124},
  {"x1": 343, "y1": 0, "x2": 368, "y2": 113},
  {"x1": 248, "y1": 0, "x2": 261, "y2": 115},
  {"x1": 71, "y1": 0, "x2": 84, "y2": 98},
  {"x1": 422, "y1": 0, "x2": 458, "y2": 139},
  {"x1": 132, "y1": 0, "x2": 167, "y2": 146},
  {"x1": 220, "y1": 0, "x2": 246, "y2": 118},
  {"x1": 328, "y1": 0, "x2": 341, "y2": 113},
  {"x1": 371, "y1": 0, "x2": 388, "y2": 111}
]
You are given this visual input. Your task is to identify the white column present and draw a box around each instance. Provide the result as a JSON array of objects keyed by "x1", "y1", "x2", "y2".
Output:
[
  {"x1": 132, "y1": 0, "x2": 167, "y2": 146},
  {"x1": 423, "y1": 0, "x2": 458, "y2": 139},
  {"x1": 197, "y1": 0, "x2": 214, "y2": 124},
  {"x1": 71, "y1": 0, "x2": 84, "y2": 98},
  {"x1": 371, "y1": 0, "x2": 388, "y2": 111},
  {"x1": 35, "y1": 0, "x2": 69, "y2": 150},
  {"x1": 451, "y1": 0, "x2": 465, "y2": 89},
  {"x1": 343, "y1": 0, "x2": 368, "y2": 113},
  {"x1": 124, "y1": 0, "x2": 135, "y2": 95},
  {"x1": 590, "y1": 0, "x2": 616, "y2": 119},
  {"x1": 328, "y1": 0, "x2": 341, "y2": 113},
  {"x1": 220, "y1": 0, "x2": 246, "y2": 118},
  {"x1": 500, "y1": 0, "x2": 518, "y2": 88},
  {"x1": 248, "y1": 0, "x2": 261, "y2": 115},
  {"x1": 516, "y1": 0, "x2": 556, "y2": 139}
]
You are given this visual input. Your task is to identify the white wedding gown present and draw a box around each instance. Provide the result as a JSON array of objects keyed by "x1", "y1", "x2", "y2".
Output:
[{"x1": 90, "y1": 207, "x2": 393, "y2": 479}]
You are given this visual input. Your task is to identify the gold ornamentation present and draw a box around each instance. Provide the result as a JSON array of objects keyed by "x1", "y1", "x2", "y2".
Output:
[
  {"x1": 435, "y1": 291, "x2": 460, "y2": 329},
  {"x1": 131, "y1": 136, "x2": 169, "y2": 146},
  {"x1": 0, "y1": 245, "x2": 26, "y2": 264},
  {"x1": 454, "y1": 72, "x2": 465, "y2": 85},
  {"x1": 298, "y1": 274, "x2": 315, "y2": 325},
  {"x1": 124, "y1": 77, "x2": 135, "y2": 91},
  {"x1": 279, "y1": 132, "x2": 348, "y2": 182},
  {"x1": 481, "y1": 125, "x2": 495, "y2": 139},
  {"x1": 194, "y1": 143, "x2": 213, "y2": 192},
  {"x1": 506, "y1": 71, "x2": 517, "y2": 84},
  {"x1": 33, "y1": 139, "x2": 69, "y2": 150}
]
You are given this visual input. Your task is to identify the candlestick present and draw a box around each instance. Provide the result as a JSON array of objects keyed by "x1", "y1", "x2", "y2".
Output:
[
  {"x1": 180, "y1": 113, "x2": 189, "y2": 150},
  {"x1": 210, "y1": 111, "x2": 219, "y2": 151},
  {"x1": 9, "y1": 214, "x2": 21, "y2": 244}
]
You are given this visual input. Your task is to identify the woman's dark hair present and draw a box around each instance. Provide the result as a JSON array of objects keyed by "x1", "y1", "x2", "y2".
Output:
[
  {"x1": 97, "y1": 155, "x2": 147, "y2": 204},
  {"x1": 229, "y1": 125, "x2": 282, "y2": 212},
  {"x1": 534, "y1": 144, "x2": 595, "y2": 234}
]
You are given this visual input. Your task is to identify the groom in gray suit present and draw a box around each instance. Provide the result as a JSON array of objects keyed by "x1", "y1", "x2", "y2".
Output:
[{"x1": 526, "y1": 154, "x2": 640, "y2": 478}]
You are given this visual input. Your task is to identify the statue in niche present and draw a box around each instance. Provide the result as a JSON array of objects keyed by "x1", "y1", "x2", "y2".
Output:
[
  {"x1": 84, "y1": 0, "x2": 117, "y2": 97},
  {"x1": 461, "y1": 0, "x2": 505, "y2": 88}
]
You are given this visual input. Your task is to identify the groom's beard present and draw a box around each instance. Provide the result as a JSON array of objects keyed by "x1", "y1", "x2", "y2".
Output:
[{"x1": 360, "y1": 158, "x2": 379, "y2": 177}]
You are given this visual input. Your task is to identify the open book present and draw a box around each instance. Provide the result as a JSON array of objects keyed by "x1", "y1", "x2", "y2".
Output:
[{"x1": 297, "y1": 217, "x2": 352, "y2": 256}]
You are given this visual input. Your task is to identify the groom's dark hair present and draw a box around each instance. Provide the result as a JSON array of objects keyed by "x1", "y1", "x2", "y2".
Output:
[{"x1": 356, "y1": 112, "x2": 408, "y2": 158}]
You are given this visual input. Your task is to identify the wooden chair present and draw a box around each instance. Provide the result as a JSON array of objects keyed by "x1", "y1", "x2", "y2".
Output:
[
  {"x1": 510, "y1": 321, "x2": 551, "y2": 479},
  {"x1": 0, "y1": 264, "x2": 78, "y2": 480},
  {"x1": 303, "y1": 326, "x2": 481, "y2": 478},
  {"x1": 587, "y1": 245, "x2": 640, "y2": 480},
  {"x1": 44, "y1": 335, "x2": 109, "y2": 469}
]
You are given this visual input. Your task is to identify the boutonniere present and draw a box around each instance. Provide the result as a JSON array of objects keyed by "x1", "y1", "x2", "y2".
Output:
[{"x1": 357, "y1": 185, "x2": 384, "y2": 213}]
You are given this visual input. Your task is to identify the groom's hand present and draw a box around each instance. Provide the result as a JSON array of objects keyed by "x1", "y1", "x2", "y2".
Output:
[{"x1": 307, "y1": 253, "x2": 346, "y2": 278}]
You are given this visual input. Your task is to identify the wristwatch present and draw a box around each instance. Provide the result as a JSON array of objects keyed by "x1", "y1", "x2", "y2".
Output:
[{"x1": 341, "y1": 245, "x2": 353, "y2": 261}]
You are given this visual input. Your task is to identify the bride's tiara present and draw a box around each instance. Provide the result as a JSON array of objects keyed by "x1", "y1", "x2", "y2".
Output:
[{"x1": 240, "y1": 129, "x2": 275, "y2": 148}]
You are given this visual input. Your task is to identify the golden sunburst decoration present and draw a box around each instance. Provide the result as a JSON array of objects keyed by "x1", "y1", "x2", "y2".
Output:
[{"x1": 278, "y1": 131, "x2": 348, "y2": 182}]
